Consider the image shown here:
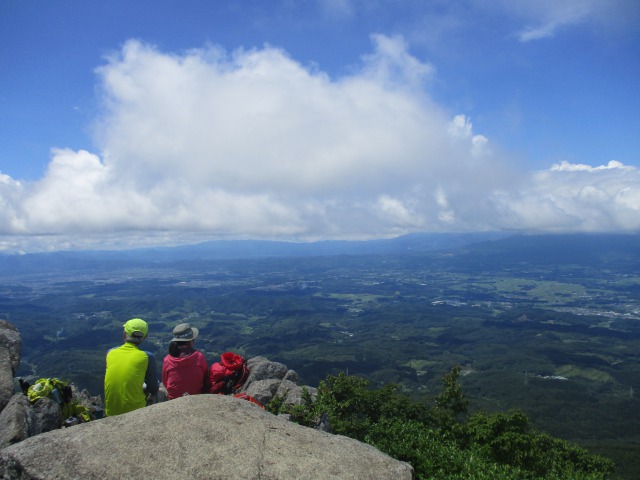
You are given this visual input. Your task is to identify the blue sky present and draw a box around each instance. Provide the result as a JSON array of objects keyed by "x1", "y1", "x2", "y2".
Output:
[{"x1": 1, "y1": 0, "x2": 639, "y2": 252}]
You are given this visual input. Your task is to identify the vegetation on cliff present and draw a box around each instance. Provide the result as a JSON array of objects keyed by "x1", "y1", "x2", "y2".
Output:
[{"x1": 268, "y1": 366, "x2": 615, "y2": 479}]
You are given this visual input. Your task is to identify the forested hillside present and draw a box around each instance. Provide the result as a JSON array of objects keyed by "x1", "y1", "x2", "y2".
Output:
[{"x1": 2, "y1": 233, "x2": 639, "y2": 477}]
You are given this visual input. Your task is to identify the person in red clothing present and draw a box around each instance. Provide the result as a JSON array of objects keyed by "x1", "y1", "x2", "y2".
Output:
[{"x1": 161, "y1": 323, "x2": 209, "y2": 400}]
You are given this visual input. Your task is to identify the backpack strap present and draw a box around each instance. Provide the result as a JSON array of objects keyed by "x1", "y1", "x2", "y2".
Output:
[
  {"x1": 231, "y1": 358, "x2": 250, "y2": 392},
  {"x1": 220, "y1": 357, "x2": 249, "y2": 394}
]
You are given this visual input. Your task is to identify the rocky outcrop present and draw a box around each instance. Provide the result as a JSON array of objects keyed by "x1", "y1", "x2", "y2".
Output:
[
  {"x1": 0, "y1": 382, "x2": 103, "y2": 450},
  {"x1": 0, "y1": 322, "x2": 413, "y2": 478},
  {"x1": 0, "y1": 321, "x2": 21, "y2": 413},
  {"x1": 239, "y1": 356, "x2": 317, "y2": 407},
  {"x1": 0, "y1": 352, "x2": 317, "y2": 450},
  {"x1": 0, "y1": 394, "x2": 414, "y2": 480},
  {"x1": 0, "y1": 395, "x2": 61, "y2": 448},
  {"x1": 157, "y1": 356, "x2": 317, "y2": 409}
]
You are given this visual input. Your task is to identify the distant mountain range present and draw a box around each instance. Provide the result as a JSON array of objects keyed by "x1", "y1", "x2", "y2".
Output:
[
  {"x1": 451, "y1": 233, "x2": 640, "y2": 269},
  {"x1": 1, "y1": 232, "x2": 639, "y2": 275}
]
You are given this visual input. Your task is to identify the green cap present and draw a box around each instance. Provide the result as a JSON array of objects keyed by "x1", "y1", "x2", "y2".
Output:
[{"x1": 123, "y1": 318, "x2": 148, "y2": 338}]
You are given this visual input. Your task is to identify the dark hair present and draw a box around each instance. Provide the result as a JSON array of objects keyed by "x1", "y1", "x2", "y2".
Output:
[{"x1": 169, "y1": 341, "x2": 191, "y2": 357}]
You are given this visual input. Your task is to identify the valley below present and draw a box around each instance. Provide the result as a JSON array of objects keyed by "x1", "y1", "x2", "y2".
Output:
[{"x1": 2, "y1": 233, "x2": 640, "y2": 477}]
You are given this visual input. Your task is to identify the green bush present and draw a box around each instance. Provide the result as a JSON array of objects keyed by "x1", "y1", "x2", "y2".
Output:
[
  {"x1": 365, "y1": 418, "x2": 525, "y2": 480},
  {"x1": 277, "y1": 367, "x2": 615, "y2": 479},
  {"x1": 465, "y1": 410, "x2": 614, "y2": 479}
]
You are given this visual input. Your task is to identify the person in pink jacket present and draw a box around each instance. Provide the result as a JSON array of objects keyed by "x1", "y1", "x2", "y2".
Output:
[{"x1": 162, "y1": 323, "x2": 209, "y2": 399}]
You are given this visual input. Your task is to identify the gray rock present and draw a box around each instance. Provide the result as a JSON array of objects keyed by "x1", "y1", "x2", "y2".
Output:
[
  {"x1": 315, "y1": 412, "x2": 331, "y2": 433},
  {"x1": 275, "y1": 380, "x2": 317, "y2": 406},
  {"x1": 242, "y1": 378, "x2": 282, "y2": 406},
  {"x1": 282, "y1": 369, "x2": 299, "y2": 383},
  {"x1": 0, "y1": 350, "x2": 14, "y2": 415},
  {"x1": 275, "y1": 379, "x2": 299, "y2": 398},
  {"x1": 0, "y1": 395, "x2": 61, "y2": 450},
  {"x1": 245, "y1": 356, "x2": 289, "y2": 384},
  {"x1": 0, "y1": 321, "x2": 21, "y2": 376},
  {"x1": 73, "y1": 386, "x2": 103, "y2": 411},
  {"x1": 28, "y1": 398, "x2": 63, "y2": 436},
  {"x1": 237, "y1": 357, "x2": 292, "y2": 405},
  {"x1": 0, "y1": 395, "x2": 413, "y2": 480},
  {"x1": 237, "y1": 358, "x2": 318, "y2": 408},
  {"x1": 0, "y1": 395, "x2": 29, "y2": 449},
  {"x1": 0, "y1": 322, "x2": 21, "y2": 413}
]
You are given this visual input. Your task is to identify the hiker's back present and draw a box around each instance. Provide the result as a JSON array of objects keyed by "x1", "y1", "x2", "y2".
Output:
[
  {"x1": 105, "y1": 343, "x2": 149, "y2": 416},
  {"x1": 163, "y1": 349, "x2": 208, "y2": 399}
]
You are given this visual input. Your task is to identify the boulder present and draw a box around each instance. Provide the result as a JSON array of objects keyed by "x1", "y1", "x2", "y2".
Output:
[
  {"x1": 275, "y1": 379, "x2": 317, "y2": 406},
  {"x1": 282, "y1": 369, "x2": 299, "y2": 383},
  {"x1": 245, "y1": 356, "x2": 289, "y2": 382},
  {"x1": 0, "y1": 395, "x2": 29, "y2": 449},
  {"x1": 0, "y1": 395, "x2": 61, "y2": 450},
  {"x1": 0, "y1": 394, "x2": 413, "y2": 480},
  {"x1": 0, "y1": 322, "x2": 21, "y2": 413},
  {"x1": 0, "y1": 321, "x2": 21, "y2": 375},
  {"x1": 242, "y1": 378, "x2": 282, "y2": 406},
  {"x1": 240, "y1": 356, "x2": 315, "y2": 406},
  {"x1": 0, "y1": 351, "x2": 13, "y2": 415}
]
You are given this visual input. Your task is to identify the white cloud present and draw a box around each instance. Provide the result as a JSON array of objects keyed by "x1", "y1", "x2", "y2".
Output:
[
  {"x1": 448, "y1": 115, "x2": 489, "y2": 158},
  {"x1": 360, "y1": 34, "x2": 436, "y2": 88},
  {"x1": 375, "y1": 195, "x2": 425, "y2": 228},
  {"x1": 94, "y1": 37, "x2": 441, "y2": 197},
  {"x1": 434, "y1": 187, "x2": 455, "y2": 224},
  {"x1": 0, "y1": 36, "x2": 639, "y2": 252},
  {"x1": 23, "y1": 149, "x2": 115, "y2": 232},
  {"x1": 514, "y1": 0, "x2": 595, "y2": 41},
  {"x1": 0, "y1": 173, "x2": 25, "y2": 234},
  {"x1": 487, "y1": 0, "x2": 640, "y2": 41},
  {"x1": 490, "y1": 160, "x2": 640, "y2": 232},
  {"x1": 550, "y1": 160, "x2": 627, "y2": 172}
]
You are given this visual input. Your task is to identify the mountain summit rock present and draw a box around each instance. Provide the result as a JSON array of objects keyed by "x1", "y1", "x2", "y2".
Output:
[
  {"x1": 0, "y1": 394, "x2": 413, "y2": 479},
  {"x1": 0, "y1": 321, "x2": 412, "y2": 479}
]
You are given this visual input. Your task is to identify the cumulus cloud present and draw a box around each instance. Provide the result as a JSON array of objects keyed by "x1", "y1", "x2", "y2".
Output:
[
  {"x1": 490, "y1": 160, "x2": 640, "y2": 232},
  {"x1": 0, "y1": 173, "x2": 25, "y2": 234},
  {"x1": 448, "y1": 115, "x2": 489, "y2": 158},
  {"x1": 95, "y1": 35, "x2": 442, "y2": 196},
  {"x1": 0, "y1": 35, "x2": 638, "y2": 252}
]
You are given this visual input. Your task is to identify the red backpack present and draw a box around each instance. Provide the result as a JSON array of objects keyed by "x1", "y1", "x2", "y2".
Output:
[{"x1": 209, "y1": 352, "x2": 250, "y2": 395}]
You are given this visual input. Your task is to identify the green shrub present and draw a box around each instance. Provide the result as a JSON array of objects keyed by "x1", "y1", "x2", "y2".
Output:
[
  {"x1": 276, "y1": 367, "x2": 615, "y2": 479},
  {"x1": 465, "y1": 410, "x2": 615, "y2": 479},
  {"x1": 365, "y1": 418, "x2": 525, "y2": 480}
]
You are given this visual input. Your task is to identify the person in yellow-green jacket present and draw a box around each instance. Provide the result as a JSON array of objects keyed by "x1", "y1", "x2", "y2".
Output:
[{"x1": 104, "y1": 318, "x2": 159, "y2": 416}]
